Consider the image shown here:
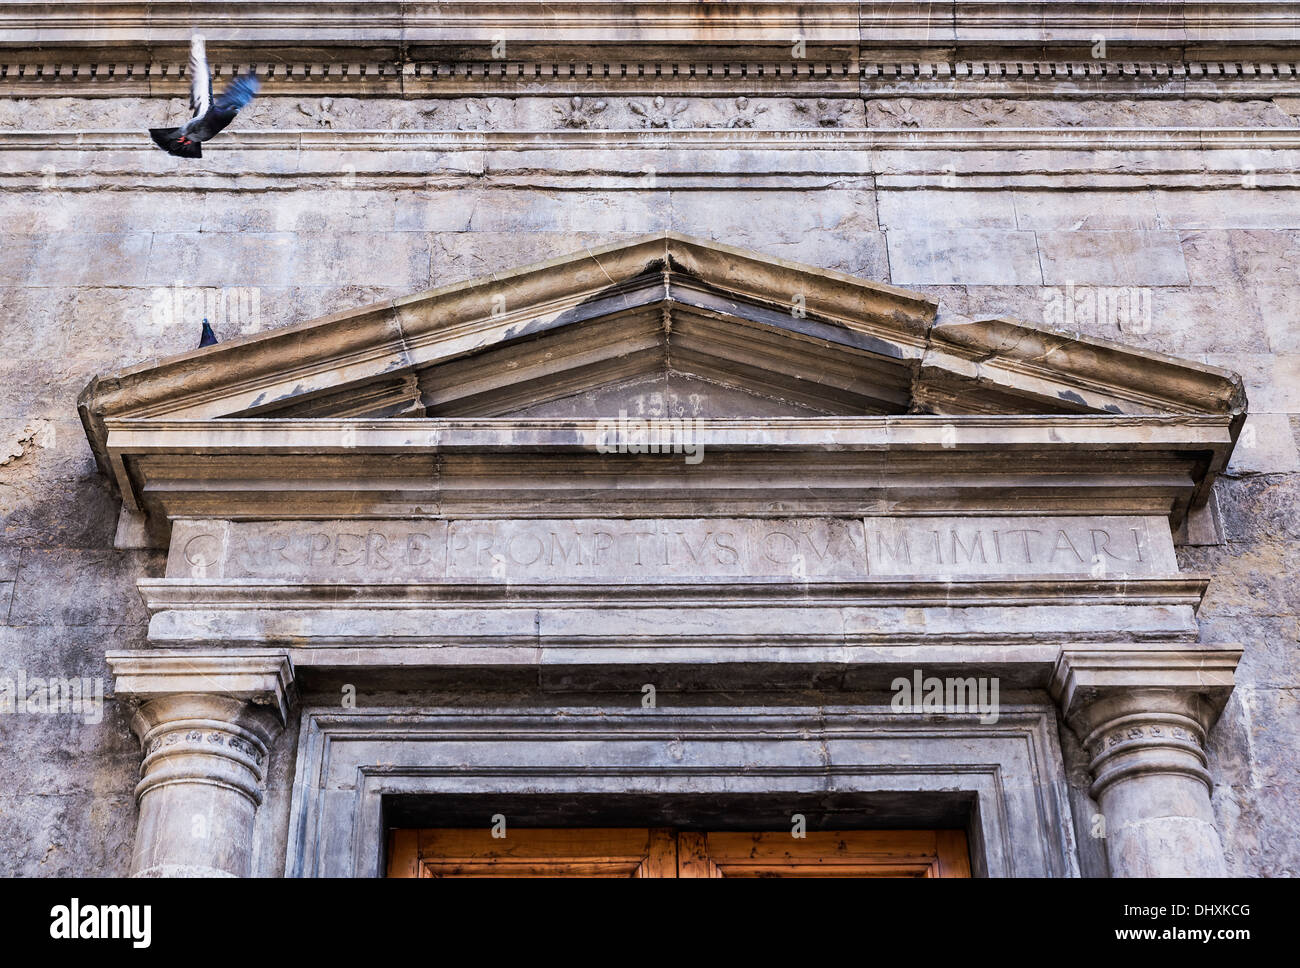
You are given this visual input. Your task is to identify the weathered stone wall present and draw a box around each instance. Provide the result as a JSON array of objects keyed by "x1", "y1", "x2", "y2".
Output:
[{"x1": 0, "y1": 84, "x2": 1296, "y2": 875}]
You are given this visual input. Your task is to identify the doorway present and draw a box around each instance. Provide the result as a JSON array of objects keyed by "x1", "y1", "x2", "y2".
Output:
[{"x1": 387, "y1": 827, "x2": 971, "y2": 877}]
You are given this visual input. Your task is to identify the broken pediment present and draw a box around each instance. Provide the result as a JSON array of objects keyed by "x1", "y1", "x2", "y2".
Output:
[
  {"x1": 78, "y1": 232, "x2": 1247, "y2": 540},
  {"x1": 80, "y1": 232, "x2": 1245, "y2": 428}
]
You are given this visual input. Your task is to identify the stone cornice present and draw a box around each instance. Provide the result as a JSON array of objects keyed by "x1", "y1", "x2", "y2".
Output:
[
  {"x1": 96, "y1": 414, "x2": 1238, "y2": 529},
  {"x1": 3, "y1": 1, "x2": 1298, "y2": 47},
  {"x1": 137, "y1": 575, "x2": 1214, "y2": 609},
  {"x1": 4, "y1": 2, "x2": 1300, "y2": 98}
]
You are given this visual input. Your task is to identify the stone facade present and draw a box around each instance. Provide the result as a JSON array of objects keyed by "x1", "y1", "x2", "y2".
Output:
[{"x1": 0, "y1": 2, "x2": 1297, "y2": 877}]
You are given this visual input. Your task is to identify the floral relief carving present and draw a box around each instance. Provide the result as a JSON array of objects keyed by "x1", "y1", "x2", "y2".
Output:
[
  {"x1": 630, "y1": 96, "x2": 689, "y2": 129},
  {"x1": 961, "y1": 98, "x2": 1017, "y2": 125},
  {"x1": 297, "y1": 97, "x2": 338, "y2": 128},
  {"x1": 709, "y1": 96, "x2": 769, "y2": 128},
  {"x1": 553, "y1": 96, "x2": 607, "y2": 129},
  {"x1": 794, "y1": 98, "x2": 853, "y2": 127},
  {"x1": 390, "y1": 105, "x2": 440, "y2": 130},
  {"x1": 874, "y1": 99, "x2": 921, "y2": 127},
  {"x1": 454, "y1": 100, "x2": 498, "y2": 130}
]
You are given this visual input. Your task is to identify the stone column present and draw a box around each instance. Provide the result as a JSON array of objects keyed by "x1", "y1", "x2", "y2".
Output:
[
  {"x1": 107, "y1": 652, "x2": 294, "y2": 878},
  {"x1": 1051, "y1": 648, "x2": 1241, "y2": 878}
]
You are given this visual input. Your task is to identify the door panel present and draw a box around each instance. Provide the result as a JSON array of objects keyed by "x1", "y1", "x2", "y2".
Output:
[
  {"x1": 677, "y1": 830, "x2": 971, "y2": 877},
  {"x1": 390, "y1": 827, "x2": 970, "y2": 878},
  {"x1": 389, "y1": 827, "x2": 677, "y2": 878}
]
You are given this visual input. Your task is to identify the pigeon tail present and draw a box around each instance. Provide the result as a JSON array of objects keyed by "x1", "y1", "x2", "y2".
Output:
[
  {"x1": 213, "y1": 75, "x2": 260, "y2": 113},
  {"x1": 199, "y1": 319, "x2": 218, "y2": 347},
  {"x1": 150, "y1": 127, "x2": 202, "y2": 158}
]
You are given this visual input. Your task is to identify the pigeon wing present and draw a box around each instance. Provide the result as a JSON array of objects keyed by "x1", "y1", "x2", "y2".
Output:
[
  {"x1": 212, "y1": 74, "x2": 260, "y2": 114},
  {"x1": 188, "y1": 34, "x2": 211, "y2": 118}
]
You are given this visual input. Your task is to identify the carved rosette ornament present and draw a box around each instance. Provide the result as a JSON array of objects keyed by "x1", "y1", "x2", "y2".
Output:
[
  {"x1": 1051, "y1": 649, "x2": 1241, "y2": 878},
  {"x1": 107, "y1": 653, "x2": 294, "y2": 878}
]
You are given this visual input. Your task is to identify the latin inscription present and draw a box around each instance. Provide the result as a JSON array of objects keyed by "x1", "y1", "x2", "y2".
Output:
[
  {"x1": 862, "y1": 515, "x2": 1169, "y2": 577},
  {"x1": 166, "y1": 515, "x2": 1175, "y2": 581},
  {"x1": 444, "y1": 519, "x2": 865, "y2": 579}
]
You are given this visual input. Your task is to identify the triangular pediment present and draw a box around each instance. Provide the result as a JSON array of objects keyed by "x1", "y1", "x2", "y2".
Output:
[
  {"x1": 80, "y1": 231, "x2": 1247, "y2": 532},
  {"x1": 81, "y1": 232, "x2": 1244, "y2": 431}
]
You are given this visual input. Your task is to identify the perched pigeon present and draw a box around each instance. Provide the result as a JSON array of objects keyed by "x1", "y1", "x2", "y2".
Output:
[
  {"x1": 150, "y1": 35, "x2": 259, "y2": 158},
  {"x1": 199, "y1": 318, "x2": 218, "y2": 347}
]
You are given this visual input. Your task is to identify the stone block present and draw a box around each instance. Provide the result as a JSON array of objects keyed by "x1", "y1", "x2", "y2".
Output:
[
  {"x1": 452, "y1": 190, "x2": 671, "y2": 234},
  {"x1": 429, "y1": 231, "x2": 640, "y2": 287},
  {"x1": 0, "y1": 686, "x2": 139, "y2": 796},
  {"x1": 0, "y1": 790, "x2": 137, "y2": 877},
  {"x1": 1227, "y1": 412, "x2": 1300, "y2": 473},
  {"x1": 1184, "y1": 230, "x2": 1300, "y2": 289},
  {"x1": 877, "y1": 190, "x2": 1017, "y2": 231},
  {"x1": 886, "y1": 229, "x2": 1042, "y2": 285},
  {"x1": 1037, "y1": 230, "x2": 1189, "y2": 286},
  {"x1": 393, "y1": 191, "x2": 480, "y2": 232},
  {"x1": 1183, "y1": 541, "x2": 1300, "y2": 618},
  {"x1": 1196, "y1": 611, "x2": 1299, "y2": 689},
  {"x1": 0, "y1": 475, "x2": 120, "y2": 550},
  {"x1": 1202, "y1": 352, "x2": 1300, "y2": 413},
  {"x1": 289, "y1": 232, "x2": 433, "y2": 288},
  {"x1": 3, "y1": 233, "x2": 153, "y2": 287},
  {"x1": 7, "y1": 549, "x2": 157, "y2": 627},
  {"x1": 1257, "y1": 287, "x2": 1300, "y2": 352},
  {"x1": 673, "y1": 189, "x2": 878, "y2": 243},
  {"x1": 201, "y1": 190, "x2": 400, "y2": 234},
  {"x1": 1215, "y1": 475, "x2": 1300, "y2": 543},
  {"x1": 0, "y1": 358, "x2": 102, "y2": 420},
  {"x1": 1154, "y1": 189, "x2": 1300, "y2": 230},
  {"x1": 145, "y1": 231, "x2": 297, "y2": 289},
  {"x1": 1013, "y1": 191, "x2": 1163, "y2": 231}
]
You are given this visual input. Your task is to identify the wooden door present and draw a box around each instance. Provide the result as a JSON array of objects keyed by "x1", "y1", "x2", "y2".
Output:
[
  {"x1": 676, "y1": 829, "x2": 971, "y2": 877},
  {"x1": 388, "y1": 827, "x2": 678, "y2": 877},
  {"x1": 389, "y1": 827, "x2": 969, "y2": 878}
]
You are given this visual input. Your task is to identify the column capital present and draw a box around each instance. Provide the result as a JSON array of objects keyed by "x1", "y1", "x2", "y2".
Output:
[
  {"x1": 1050, "y1": 647, "x2": 1240, "y2": 739},
  {"x1": 106, "y1": 650, "x2": 295, "y2": 724}
]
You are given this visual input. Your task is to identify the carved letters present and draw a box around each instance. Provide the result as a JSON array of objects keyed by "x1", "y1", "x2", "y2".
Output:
[{"x1": 166, "y1": 515, "x2": 1175, "y2": 582}]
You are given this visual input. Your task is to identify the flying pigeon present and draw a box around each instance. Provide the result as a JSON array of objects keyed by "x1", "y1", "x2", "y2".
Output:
[
  {"x1": 150, "y1": 35, "x2": 259, "y2": 158},
  {"x1": 199, "y1": 318, "x2": 218, "y2": 347}
]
